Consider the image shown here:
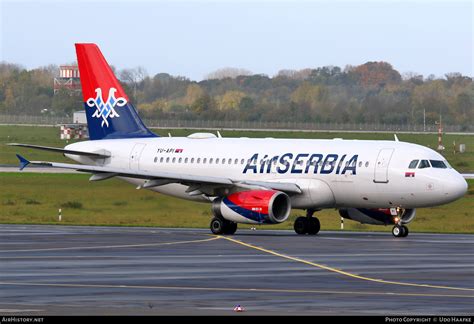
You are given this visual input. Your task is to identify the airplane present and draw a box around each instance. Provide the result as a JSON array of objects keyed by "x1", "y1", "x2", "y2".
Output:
[{"x1": 10, "y1": 44, "x2": 469, "y2": 238}]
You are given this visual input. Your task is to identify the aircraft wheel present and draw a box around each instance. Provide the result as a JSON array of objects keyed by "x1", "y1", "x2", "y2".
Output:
[
  {"x1": 392, "y1": 225, "x2": 405, "y2": 238},
  {"x1": 210, "y1": 217, "x2": 226, "y2": 235},
  {"x1": 402, "y1": 225, "x2": 409, "y2": 237},
  {"x1": 294, "y1": 217, "x2": 308, "y2": 235},
  {"x1": 224, "y1": 222, "x2": 238, "y2": 235},
  {"x1": 307, "y1": 217, "x2": 321, "y2": 235}
]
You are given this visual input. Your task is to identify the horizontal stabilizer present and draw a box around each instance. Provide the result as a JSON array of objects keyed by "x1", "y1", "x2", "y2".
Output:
[
  {"x1": 16, "y1": 154, "x2": 30, "y2": 171},
  {"x1": 8, "y1": 143, "x2": 110, "y2": 158}
]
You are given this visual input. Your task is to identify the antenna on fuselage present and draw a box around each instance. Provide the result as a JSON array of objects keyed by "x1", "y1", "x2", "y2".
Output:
[
  {"x1": 217, "y1": 131, "x2": 222, "y2": 138},
  {"x1": 168, "y1": 133, "x2": 172, "y2": 137},
  {"x1": 394, "y1": 134, "x2": 399, "y2": 142}
]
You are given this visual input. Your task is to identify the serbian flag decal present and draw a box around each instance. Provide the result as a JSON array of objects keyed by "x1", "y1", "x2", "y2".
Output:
[{"x1": 405, "y1": 172, "x2": 415, "y2": 178}]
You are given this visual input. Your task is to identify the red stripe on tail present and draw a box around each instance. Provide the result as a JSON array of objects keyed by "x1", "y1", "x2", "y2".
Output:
[{"x1": 75, "y1": 43, "x2": 129, "y2": 103}]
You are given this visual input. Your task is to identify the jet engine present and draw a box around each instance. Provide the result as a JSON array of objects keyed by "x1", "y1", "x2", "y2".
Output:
[
  {"x1": 212, "y1": 190, "x2": 291, "y2": 224},
  {"x1": 338, "y1": 208, "x2": 416, "y2": 225}
]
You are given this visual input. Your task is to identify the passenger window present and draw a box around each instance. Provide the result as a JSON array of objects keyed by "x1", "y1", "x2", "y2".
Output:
[
  {"x1": 185, "y1": 157, "x2": 188, "y2": 163},
  {"x1": 241, "y1": 159, "x2": 245, "y2": 165},
  {"x1": 166, "y1": 157, "x2": 170, "y2": 163},
  {"x1": 191, "y1": 158, "x2": 194, "y2": 163},
  {"x1": 203, "y1": 158, "x2": 207, "y2": 164},
  {"x1": 178, "y1": 157, "x2": 182, "y2": 163},
  {"x1": 418, "y1": 160, "x2": 430, "y2": 169},
  {"x1": 160, "y1": 157, "x2": 164, "y2": 163},
  {"x1": 430, "y1": 160, "x2": 447, "y2": 169},
  {"x1": 197, "y1": 158, "x2": 201, "y2": 164},
  {"x1": 408, "y1": 160, "x2": 419, "y2": 169},
  {"x1": 210, "y1": 158, "x2": 213, "y2": 164},
  {"x1": 172, "y1": 157, "x2": 176, "y2": 163},
  {"x1": 216, "y1": 158, "x2": 219, "y2": 164}
]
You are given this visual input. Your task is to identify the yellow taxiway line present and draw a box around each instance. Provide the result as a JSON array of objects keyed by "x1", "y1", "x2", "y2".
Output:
[
  {"x1": 218, "y1": 235, "x2": 474, "y2": 293},
  {"x1": 0, "y1": 236, "x2": 220, "y2": 253}
]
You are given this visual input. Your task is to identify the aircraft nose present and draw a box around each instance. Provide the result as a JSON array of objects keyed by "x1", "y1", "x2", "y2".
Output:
[{"x1": 442, "y1": 173, "x2": 468, "y2": 202}]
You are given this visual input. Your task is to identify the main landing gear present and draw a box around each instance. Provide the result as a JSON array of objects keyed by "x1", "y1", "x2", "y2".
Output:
[
  {"x1": 210, "y1": 217, "x2": 238, "y2": 235},
  {"x1": 294, "y1": 209, "x2": 320, "y2": 235}
]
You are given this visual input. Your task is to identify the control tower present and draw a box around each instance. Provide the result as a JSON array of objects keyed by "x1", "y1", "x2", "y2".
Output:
[{"x1": 54, "y1": 65, "x2": 81, "y2": 94}]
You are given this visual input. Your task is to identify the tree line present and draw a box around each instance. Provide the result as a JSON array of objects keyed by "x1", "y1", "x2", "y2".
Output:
[{"x1": 0, "y1": 61, "x2": 472, "y2": 128}]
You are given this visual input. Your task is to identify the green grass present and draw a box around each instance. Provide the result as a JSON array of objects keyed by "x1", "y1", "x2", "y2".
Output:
[
  {"x1": 1, "y1": 125, "x2": 473, "y2": 172},
  {"x1": 0, "y1": 173, "x2": 473, "y2": 234}
]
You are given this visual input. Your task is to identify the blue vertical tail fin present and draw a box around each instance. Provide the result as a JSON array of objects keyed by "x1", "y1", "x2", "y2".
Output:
[{"x1": 75, "y1": 43, "x2": 157, "y2": 140}]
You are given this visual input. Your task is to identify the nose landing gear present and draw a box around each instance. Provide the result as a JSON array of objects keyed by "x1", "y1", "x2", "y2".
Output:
[
  {"x1": 391, "y1": 209, "x2": 409, "y2": 237},
  {"x1": 392, "y1": 225, "x2": 409, "y2": 237}
]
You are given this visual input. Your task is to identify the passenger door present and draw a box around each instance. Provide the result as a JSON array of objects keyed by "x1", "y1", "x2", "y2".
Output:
[{"x1": 373, "y1": 148, "x2": 394, "y2": 183}]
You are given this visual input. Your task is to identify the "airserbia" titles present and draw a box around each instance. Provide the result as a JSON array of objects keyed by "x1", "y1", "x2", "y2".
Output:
[{"x1": 243, "y1": 153, "x2": 359, "y2": 175}]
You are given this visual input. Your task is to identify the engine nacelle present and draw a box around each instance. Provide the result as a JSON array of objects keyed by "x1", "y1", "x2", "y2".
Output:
[
  {"x1": 212, "y1": 190, "x2": 291, "y2": 224},
  {"x1": 339, "y1": 208, "x2": 416, "y2": 225}
]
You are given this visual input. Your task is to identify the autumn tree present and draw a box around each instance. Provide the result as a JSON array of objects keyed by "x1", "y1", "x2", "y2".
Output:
[
  {"x1": 205, "y1": 67, "x2": 252, "y2": 80},
  {"x1": 352, "y1": 62, "x2": 402, "y2": 87}
]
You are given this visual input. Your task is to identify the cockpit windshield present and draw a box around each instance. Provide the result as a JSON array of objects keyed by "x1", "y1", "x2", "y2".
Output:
[
  {"x1": 430, "y1": 160, "x2": 447, "y2": 169},
  {"x1": 418, "y1": 160, "x2": 430, "y2": 169},
  {"x1": 408, "y1": 160, "x2": 419, "y2": 169},
  {"x1": 408, "y1": 159, "x2": 451, "y2": 169}
]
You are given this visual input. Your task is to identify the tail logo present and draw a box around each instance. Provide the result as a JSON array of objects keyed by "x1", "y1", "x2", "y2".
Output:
[{"x1": 86, "y1": 88, "x2": 127, "y2": 127}]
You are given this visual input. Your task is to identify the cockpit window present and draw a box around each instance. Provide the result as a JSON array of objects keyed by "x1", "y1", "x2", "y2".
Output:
[
  {"x1": 430, "y1": 160, "x2": 447, "y2": 169},
  {"x1": 444, "y1": 160, "x2": 453, "y2": 169},
  {"x1": 408, "y1": 160, "x2": 419, "y2": 169},
  {"x1": 418, "y1": 160, "x2": 430, "y2": 169}
]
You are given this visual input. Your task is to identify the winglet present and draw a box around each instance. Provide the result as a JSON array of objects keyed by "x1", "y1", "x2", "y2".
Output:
[{"x1": 16, "y1": 154, "x2": 30, "y2": 171}]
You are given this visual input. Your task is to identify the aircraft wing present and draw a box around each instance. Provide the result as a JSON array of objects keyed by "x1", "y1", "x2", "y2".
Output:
[
  {"x1": 15, "y1": 155, "x2": 302, "y2": 195},
  {"x1": 462, "y1": 174, "x2": 474, "y2": 179}
]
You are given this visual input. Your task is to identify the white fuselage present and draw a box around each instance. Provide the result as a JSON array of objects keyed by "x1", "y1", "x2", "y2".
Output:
[{"x1": 66, "y1": 136, "x2": 467, "y2": 210}]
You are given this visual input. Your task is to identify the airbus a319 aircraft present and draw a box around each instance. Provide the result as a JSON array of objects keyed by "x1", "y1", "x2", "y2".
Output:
[{"x1": 11, "y1": 44, "x2": 469, "y2": 237}]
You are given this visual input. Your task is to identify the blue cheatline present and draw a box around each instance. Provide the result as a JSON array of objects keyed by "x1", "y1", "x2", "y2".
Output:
[{"x1": 223, "y1": 197, "x2": 269, "y2": 223}]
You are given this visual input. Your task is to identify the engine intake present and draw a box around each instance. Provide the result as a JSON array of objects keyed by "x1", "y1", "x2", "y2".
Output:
[{"x1": 213, "y1": 190, "x2": 291, "y2": 224}]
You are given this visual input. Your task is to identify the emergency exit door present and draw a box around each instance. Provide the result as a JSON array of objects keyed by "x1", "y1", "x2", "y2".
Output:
[{"x1": 373, "y1": 148, "x2": 394, "y2": 183}]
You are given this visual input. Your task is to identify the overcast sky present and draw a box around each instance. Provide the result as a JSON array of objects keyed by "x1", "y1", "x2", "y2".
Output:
[{"x1": 0, "y1": 0, "x2": 472, "y2": 80}]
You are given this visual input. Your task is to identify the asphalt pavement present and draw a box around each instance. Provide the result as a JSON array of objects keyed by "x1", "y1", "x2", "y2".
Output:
[{"x1": 0, "y1": 225, "x2": 472, "y2": 315}]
